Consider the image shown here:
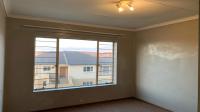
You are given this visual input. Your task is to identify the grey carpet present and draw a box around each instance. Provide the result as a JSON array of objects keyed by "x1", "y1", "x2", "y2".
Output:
[{"x1": 41, "y1": 98, "x2": 171, "y2": 112}]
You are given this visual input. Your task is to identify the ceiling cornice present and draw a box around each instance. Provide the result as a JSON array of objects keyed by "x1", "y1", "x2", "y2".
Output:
[
  {"x1": 8, "y1": 15, "x2": 137, "y2": 32},
  {"x1": 8, "y1": 14, "x2": 199, "y2": 32},
  {"x1": 135, "y1": 15, "x2": 199, "y2": 31}
]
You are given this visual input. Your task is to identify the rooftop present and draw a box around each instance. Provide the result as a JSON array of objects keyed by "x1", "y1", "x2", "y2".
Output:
[{"x1": 35, "y1": 51, "x2": 112, "y2": 65}]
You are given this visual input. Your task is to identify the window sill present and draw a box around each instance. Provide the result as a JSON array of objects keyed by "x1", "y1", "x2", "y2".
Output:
[{"x1": 33, "y1": 83, "x2": 117, "y2": 93}]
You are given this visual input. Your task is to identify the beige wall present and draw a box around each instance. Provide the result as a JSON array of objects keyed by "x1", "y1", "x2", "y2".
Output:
[
  {"x1": 135, "y1": 20, "x2": 199, "y2": 112},
  {"x1": 0, "y1": 1, "x2": 6, "y2": 112},
  {"x1": 4, "y1": 17, "x2": 135, "y2": 112},
  {"x1": 4, "y1": 15, "x2": 199, "y2": 112},
  {"x1": 199, "y1": 19, "x2": 200, "y2": 112}
]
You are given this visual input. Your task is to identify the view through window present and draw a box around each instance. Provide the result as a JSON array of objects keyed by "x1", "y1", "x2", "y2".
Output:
[{"x1": 34, "y1": 37, "x2": 117, "y2": 91}]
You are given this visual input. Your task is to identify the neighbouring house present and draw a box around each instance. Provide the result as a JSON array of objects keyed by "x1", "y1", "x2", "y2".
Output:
[{"x1": 34, "y1": 51, "x2": 113, "y2": 90}]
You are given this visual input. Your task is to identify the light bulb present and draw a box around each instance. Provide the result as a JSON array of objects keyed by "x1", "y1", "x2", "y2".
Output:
[
  {"x1": 129, "y1": 6, "x2": 134, "y2": 11},
  {"x1": 128, "y1": 2, "x2": 134, "y2": 11},
  {"x1": 118, "y1": 7, "x2": 124, "y2": 12}
]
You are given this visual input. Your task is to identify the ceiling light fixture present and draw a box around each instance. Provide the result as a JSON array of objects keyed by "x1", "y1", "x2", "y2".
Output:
[
  {"x1": 117, "y1": 3, "x2": 124, "y2": 12},
  {"x1": 116, "y1": 0, "x2": 135, "y2": 13},
  {"x1": 118, "y1": 7, "x2": 124, "y2": 12},
  {"x1": 128, "y1": 2, "x2": 134, "y2": 11}
]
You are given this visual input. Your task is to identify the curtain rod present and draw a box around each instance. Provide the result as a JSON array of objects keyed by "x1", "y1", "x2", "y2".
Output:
[{"x1": 22, "y1": 25, "x2": 124, "y2": 37}]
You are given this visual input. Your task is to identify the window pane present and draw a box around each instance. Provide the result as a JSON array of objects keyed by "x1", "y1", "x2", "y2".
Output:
[
  {"x1": 33, "y1": 37, "x2": 117, "y2": 92},
  {"x1": 58, "y1": 39, "x2": 97, "y2": 88},
  {"x1": 34, "y1": 38, "x2": 57, "y2": 90},
  {"x1": 98, "y1": 42, "x2": 114, "y2": 84}
]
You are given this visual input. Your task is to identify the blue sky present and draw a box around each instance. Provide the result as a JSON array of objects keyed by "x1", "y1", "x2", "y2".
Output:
[{"x1": 36, "y1": 38, "x2": 113, "y2": 52}]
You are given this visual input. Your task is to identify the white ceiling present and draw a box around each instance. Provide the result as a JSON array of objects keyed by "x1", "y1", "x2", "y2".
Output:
[{"x1": 3, "y1": 0, "x2": 199, "y2": 30}]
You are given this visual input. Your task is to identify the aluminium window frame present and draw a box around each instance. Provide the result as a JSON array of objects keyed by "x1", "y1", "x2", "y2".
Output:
[{"x1": 33, "y1": 35, "x2": 117, "y2": 92}]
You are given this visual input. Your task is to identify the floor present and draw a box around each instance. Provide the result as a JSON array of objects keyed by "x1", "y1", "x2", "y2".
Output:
[{"x1": 40, "y1": 98, "x2": 171, "y2": 112}]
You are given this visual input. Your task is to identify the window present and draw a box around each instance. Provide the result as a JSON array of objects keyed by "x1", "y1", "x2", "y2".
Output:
[
  {"x1": 34, "y1": 38, "x2": 56, "y2": 90},
  {"x1": 83, "y1": 66, "x2": 93, "y2": 72},
  {"x1": 34, "y1": 37, "x2": 117, "y2": 91},
  {"x1": 100, "y1": 65, "x2": 111, "y2": 75},
  {"x1": 43, "y1": 66, "x2": 51, "y2": 71},
  {"x1": 82, "y1": 81, "x2": 93, "y2": 86}
]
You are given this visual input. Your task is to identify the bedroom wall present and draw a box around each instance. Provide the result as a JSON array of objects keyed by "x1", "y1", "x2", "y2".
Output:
[
  {"x1": 3, "y1": 13, "x2": 199, "y2": 112},
  {"x1": 4, "y1": 17, "x2": 135, "y2": 112},
  {"x1": 0, "y1": 0, "x2": 6, "y2": 112},
  {"x1": 135, "y1": 19, "x2": 199, "y2": 112}
]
